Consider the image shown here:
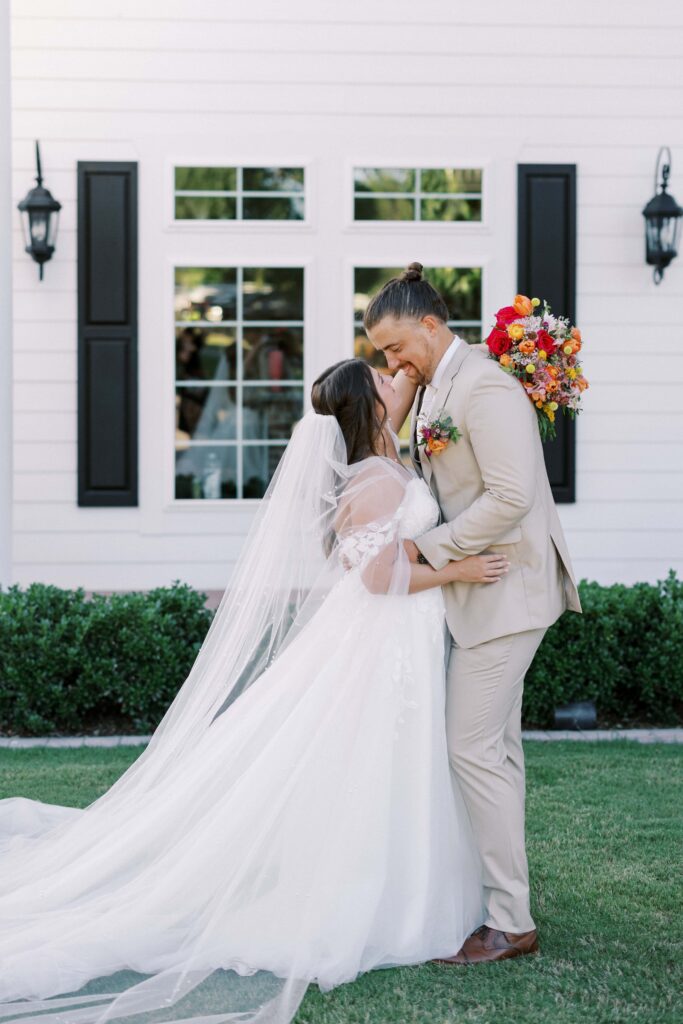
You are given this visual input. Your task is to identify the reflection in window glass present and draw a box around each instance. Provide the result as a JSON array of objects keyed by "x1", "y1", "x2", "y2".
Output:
[
  {"x1": 174, "y1": 166, "x2": 305, "y2": 220},
  {"x1": 353, "y1": 265, "x2": 483, "y2": 370},
  {"x1": 353, "y1": 167, "x2": 482, "y2": 222},
  {"x1": 174, "y1": 266, "x2": 305, "y2": 499}
]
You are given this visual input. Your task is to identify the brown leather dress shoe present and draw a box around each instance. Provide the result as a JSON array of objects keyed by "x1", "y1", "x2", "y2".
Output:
[{"x1": 434, "y1": 925, "x2": 540, "y2": 965}]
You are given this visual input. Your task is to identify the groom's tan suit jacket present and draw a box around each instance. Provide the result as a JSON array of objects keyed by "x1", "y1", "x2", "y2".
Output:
[{"x1": 412, "y1": 342, "x2": 581, "y2": 649}]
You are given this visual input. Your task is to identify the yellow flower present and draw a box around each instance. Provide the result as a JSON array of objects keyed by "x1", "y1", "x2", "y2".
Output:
[
  {"x1": 531, "y1": 297, "x2": 541, "y2": 308},
  {"x1": 549, "y1": 401, "x2": 559, "y2": 411},
  {"x1": 507, "y1": 323, "x2": 525, "y2": 341},
  {"x1": 526, "y1": 363, "x2": 536, "y2": 374},
  {"x1": 563, "y1": 344, "x2": 573, "y2": 356},
  {"x1": 538, "y1": 349, "x2": 547, "y2": 360},
  {"x1": 567, "y1": 368, "x2": 577, "y2": 379}
]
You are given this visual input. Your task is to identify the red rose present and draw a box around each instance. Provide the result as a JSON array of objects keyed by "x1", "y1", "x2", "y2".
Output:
[
  {"x1": 495, "y1": 305, "x2": 523, "y2": 326},
  {"x1": 536, "y1": 328, "x2": 558, "y2": 356},
  {"x1": 486, "y1": 326, "x2": 512, "y2": 357}
]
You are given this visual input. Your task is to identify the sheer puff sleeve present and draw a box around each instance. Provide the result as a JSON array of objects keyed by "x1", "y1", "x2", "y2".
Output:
[{"x1": 334, "y1": 460, "x2": 411, "y2": 596}]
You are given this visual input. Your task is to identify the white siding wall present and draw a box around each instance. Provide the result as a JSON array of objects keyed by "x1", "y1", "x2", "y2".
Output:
[{"x1": 9, "y1": 0, "x2": 683, "y2": 591}]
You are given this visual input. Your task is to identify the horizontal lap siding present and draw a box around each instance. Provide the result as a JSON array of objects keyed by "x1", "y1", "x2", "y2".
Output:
[{"x1": 10, "y1": 0, "x2": 683, "y2": 589}]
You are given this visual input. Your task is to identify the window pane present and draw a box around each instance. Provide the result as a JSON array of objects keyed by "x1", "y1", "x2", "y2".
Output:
[
  {"x1": 175, "y1": 444, "x2": 237, "y2": 500},
  {"x1": 175, "y1": 267, "x2": 238, "y2": 322},
  {"x1": 176, "y1": 327, "x2": 237, "y2": 381},
  {"x1": 242, "y1": 267, "x2": 304, "y2": 321},
  {"x1": 354, "y1": 168, "x2": 415, "y2": 193},
  {"x1": 242, "y1": 386, "x2": 304, "y2": 441},
  {"x1": 354, "y1": 330, "x2": 388, "y2": 369},
  {"x1": 449, "y1": 325, "x2": 482, "y2": 345},
  {"x1": 243, "y1": 327, "x2": 304, "y2": 381},
  {"x1": 175, "y1": 167, "x2": 237, "y2": 191},
  {"x1": 175, "y1": 196, "x2": 236, "y2": 220},
  {"x1": 176, "y1": 385, "x2": 238, "y2": 442},
  {"x1": 242, "y1": 167, "x2": 304, "y2": 191},
  {"x1": 242, "y1": 196, "x2": 304, "y2": 221},
  {"x1": 354, "y1": 197, "x2": 415, "y2": 221},
  {"x1": 430, "y1": 267, "x2": 482, "y2": 321},
  {"x1": 421, "y1": 168, "x2": 482, "y2": 193},
  {"x1": 243, "y1": 446, "x2": 285, "y2": 499},
  {"x1": 174, "y1": 265, "x2": 305, "y2": 502},
  {"x1": 354, "y1": 266, "x2": 402, "y2": 322},
  {"x1": 421, "y1": 198, "x2": 482, "y2": 222}
]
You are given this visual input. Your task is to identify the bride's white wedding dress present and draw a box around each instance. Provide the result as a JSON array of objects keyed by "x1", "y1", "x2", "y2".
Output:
[{"x1": 0, "y1": 414, "x2": 484, "y2": 1024}]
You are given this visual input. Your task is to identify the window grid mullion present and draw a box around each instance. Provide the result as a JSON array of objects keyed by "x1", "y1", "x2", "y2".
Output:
[
  {"x1": 236, "y1": 167, "x2": 244, "y2": 221},
  {"x1": 415, "y1": 167, "x2": 421, "y2": 222},
  {"x1": 236, "y1": 266, "x2": 244, "y2": 498}
]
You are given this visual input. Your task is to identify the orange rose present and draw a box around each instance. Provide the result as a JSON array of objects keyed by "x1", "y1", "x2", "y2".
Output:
[
  {"x1": 547, "y1": 366, "x2": 560, "y2": 378},
  {"x1": 570, "y1": 327, "x2": 582, "y2": 342},
  {"x1": 499, "y1": 353, "x2": 513, "y2": 367},
  {"x1": 427, "y1": 438, "x2": 449, "y2": 455},
  {"x1": 513, "y1": 294, "x2": 533, "y2": 316},
  {"x1": 547, "y1": 380, "x2": 559, "y2": 392},
  {"x1": 518, "y1": 339, "x2": 536, "y2": 355}
]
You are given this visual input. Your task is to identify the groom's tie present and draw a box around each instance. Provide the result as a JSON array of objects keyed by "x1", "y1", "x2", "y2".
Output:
[{"x1": 413, "y1": 385, "x2": 426, "y2": 454}]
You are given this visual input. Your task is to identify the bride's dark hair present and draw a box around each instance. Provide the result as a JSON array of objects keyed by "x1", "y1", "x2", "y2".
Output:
[
  {"x1": 311, "y1": 358, "x2": 388, "y2": 464},
  {"x1": 363, "y1": 261, "x2": 449, "y2": 331}
]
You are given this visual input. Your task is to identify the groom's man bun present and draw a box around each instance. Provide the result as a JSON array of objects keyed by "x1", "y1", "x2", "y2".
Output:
[
  {"x1": 363, "y1": 261, "x2": 449, "y2": 331},
  {"x1": 400, "y1": 261, "x2": 424, "y2": 283}
]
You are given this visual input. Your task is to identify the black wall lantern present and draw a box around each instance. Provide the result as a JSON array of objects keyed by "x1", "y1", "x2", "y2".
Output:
[
  {"x1": 17, "y1": 141, "x2": 61, "y2": 281},
  {"x1": 642, "y1": 146, "x2": 682, "y2": 284}
]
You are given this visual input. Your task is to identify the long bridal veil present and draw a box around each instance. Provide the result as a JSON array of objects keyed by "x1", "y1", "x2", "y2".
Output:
[{"x1": 0, "y1": 411, "x2": 421, "y2": 1024}]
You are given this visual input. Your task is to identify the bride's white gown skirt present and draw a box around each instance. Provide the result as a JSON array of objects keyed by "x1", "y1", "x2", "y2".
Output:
[{"x1": 0, "y1": 573, "x2": 484, "y2": 1019}]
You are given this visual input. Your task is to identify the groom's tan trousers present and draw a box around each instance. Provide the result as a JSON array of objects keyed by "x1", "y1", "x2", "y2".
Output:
[{"x1": 446, "y1": 627, "x2": 546, "y2": 935}]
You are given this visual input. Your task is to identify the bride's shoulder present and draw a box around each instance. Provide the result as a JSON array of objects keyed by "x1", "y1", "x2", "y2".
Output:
[{"x1": 335, "y1": 457, "x2": 412, "y2": 529}]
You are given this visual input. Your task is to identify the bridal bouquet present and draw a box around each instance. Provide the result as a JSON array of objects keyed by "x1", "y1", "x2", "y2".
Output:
[{"x1": 485, "y1": 294, "x2": 589, "y2": 441}]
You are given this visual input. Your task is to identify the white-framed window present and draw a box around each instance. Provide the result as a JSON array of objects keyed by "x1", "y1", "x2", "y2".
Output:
[
  {"x1": 353, "y1": 167, "x2": 483, "y2": 223},
  {"x1": 174, "y1": 166, "x2": 305, "y2": 222},
  {"x1": 174, "y1": 265, "x2": 305, "y2": 500}
]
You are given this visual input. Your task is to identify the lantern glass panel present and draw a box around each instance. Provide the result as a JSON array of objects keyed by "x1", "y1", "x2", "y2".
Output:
[
  {"x1": 29, "y1": 211, "x2": 48, "y2": 245},
  {"x1": 47, "y1": 210, "x2": 60, "y2": 248},
  {"x1": 19, "y1": 210, "x2": 31, "y2": 250}
]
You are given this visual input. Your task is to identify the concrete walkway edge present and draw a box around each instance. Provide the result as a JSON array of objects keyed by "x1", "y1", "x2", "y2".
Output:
[{"x1": 0, "y1": 729, "x2": 681, "y2": 748}]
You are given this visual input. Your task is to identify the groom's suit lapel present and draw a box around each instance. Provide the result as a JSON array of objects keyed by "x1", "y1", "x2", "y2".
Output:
[{"x1": 415, "y1": 342, "x2": 473, "y2": 488}]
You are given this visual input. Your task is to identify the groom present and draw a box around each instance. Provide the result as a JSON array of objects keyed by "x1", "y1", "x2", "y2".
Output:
[{"x1": 365, "y1": 264, "x2": 581, "y2": 965}]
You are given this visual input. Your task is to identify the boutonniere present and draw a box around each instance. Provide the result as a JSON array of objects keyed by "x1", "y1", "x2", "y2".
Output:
[{"x1": 417, "y1": 408, "x2": 461, "y2": 458}]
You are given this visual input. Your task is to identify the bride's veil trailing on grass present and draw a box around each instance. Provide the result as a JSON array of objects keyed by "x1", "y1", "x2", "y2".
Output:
[{"x1": 0, "y1": 411, "x2": 416, "y2": 1024}]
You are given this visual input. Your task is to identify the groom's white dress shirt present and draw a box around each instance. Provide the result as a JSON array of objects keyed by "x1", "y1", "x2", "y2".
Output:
[{"x1": 421, "y1": 334, "x2": 462, "y2": 420}]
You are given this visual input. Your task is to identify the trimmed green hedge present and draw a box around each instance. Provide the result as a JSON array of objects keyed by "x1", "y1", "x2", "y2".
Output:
[
  {"x1": 0, "y1": 574, "x2": 681, "y2": 735},
  {"x1": 0, "y1": 583, "x2": 212, "y2": 735}
]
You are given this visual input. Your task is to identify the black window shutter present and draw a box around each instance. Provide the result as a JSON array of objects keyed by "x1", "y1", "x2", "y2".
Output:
[
  {"x1": 517, "y1": 164, "x2": 576, "y2": 503},
  {"x1": 77, "y1": 162, "x2": 138, "y2": 506}
]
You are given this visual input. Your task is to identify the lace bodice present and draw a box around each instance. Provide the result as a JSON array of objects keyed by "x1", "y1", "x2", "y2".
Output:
[{"x1": 337, "y1": 475, "x2": 439, "y2": 570}]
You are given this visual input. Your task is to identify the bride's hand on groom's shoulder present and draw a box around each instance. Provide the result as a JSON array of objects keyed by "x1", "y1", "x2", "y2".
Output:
[{"x1": 446, "y1": 553, "x2": 510, "y2": 585}]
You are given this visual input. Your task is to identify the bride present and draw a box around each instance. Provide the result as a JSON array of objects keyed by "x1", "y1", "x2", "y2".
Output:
[{"x1": 0, "y1": 359, "x2": 510, "y2": 1024}]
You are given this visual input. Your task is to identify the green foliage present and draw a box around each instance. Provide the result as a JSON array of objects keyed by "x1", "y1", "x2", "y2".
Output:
[
  {"x1": 0, "y1": 574, "x2": 681, "y2": 735},
  {"x1": 0, "y1": 582, "x2": 213, "y2": 735},
  {"x1": 525, "y1": 570, "x2": 683, "y2": 727}
]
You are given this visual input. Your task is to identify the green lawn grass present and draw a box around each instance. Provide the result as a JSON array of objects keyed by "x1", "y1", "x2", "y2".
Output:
[{"x1": 1, "y1": 742, "x2": 681, "y2": 1024}]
